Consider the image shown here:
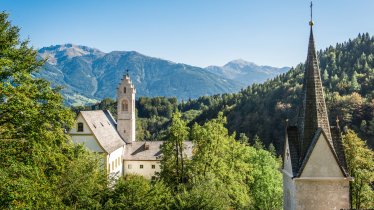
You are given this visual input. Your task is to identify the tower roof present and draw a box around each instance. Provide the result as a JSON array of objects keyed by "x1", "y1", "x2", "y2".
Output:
[
  {"x1": 283, "y1": 2, "x2": 349, "y2": 178},
  {"x1": 300, "y1": 26, "x2": 332, "y2": 158}
]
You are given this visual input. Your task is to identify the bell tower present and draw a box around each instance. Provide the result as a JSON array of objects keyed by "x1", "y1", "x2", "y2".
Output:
[{"x1": 117, "y1": 72, "x2": 136, "y2": 142}]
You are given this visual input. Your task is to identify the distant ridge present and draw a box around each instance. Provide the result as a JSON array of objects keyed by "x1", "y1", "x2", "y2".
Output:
[
  {"x1": 34, "y1": 44, "x2": 289, "y2": 106},
  {"x1": 206, "y1": 59, "x2": 289, "y2": 85}
]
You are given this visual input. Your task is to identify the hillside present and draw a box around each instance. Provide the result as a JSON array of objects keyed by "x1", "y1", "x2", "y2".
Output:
[
  {"x1": 189, "y1": 33, "x2": 374, "y2": 151},
  {"x1": 34, "y1": 44, "x2": 288, "y2": 106},
  {"x1": 85, "y1": 33, "x2": 374, "y2": 151}
]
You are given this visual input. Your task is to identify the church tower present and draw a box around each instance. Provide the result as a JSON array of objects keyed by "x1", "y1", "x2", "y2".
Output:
[
  {"x1": 117, "y1": 72, "x2": 136, "y2": 142},
  {"x1": 282, "y1": 2, "x2": 351, "y2": 209}
]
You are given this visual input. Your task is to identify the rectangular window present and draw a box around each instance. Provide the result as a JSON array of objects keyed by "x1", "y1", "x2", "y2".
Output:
[
  {"x1": 151, "y1": 176, "x2": 156, "y2": 181},
  {"x1": 112, "y1": 161, "x2": 114, "y2": 170},
  {"x1": 152, "y1": 165, "x2": 155, "y2": 169},
  {"x1": 140, "y1": 165, "x2": 143, "y2": 169},
  {"x1": 128, "y1": 164, "x2": 132, "y2": 169},
  {"x1": 77, "y1": 122, "x2": 83, "y2": 132}
]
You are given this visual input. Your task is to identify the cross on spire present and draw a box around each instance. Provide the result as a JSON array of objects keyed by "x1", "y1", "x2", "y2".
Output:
[
  {"x1": 126, "y1": 69, "x2": 129, "y2": 76},
  {"x1": 309, "y1": 1, "x2": 314, "y2": 26},
  {"x1": 310, "y1": 1, "x2": 313, "y2": 21}
]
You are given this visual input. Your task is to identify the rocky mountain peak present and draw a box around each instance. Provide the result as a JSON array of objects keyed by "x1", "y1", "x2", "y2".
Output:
[{"x1": 39, "y1": 44, "x2": 105, "y2": 65}]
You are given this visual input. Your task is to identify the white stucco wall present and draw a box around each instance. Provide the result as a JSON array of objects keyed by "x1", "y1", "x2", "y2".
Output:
[
  {"x1": 70, "y1": 115, "x2": 92, "y2": 134},
  {"x1": 283, "y1": 133, "x2": 350, "y2": 210},
  {"x1": 108, "y1": 147, "x2": 125, "y2": 177},
  {"x1": 284, "y1": 138, "x2": 293, "y2": 175},
  {"x1": 71, "y1": 135, "x2": 104, "y2": 152},
  {"x1": 70, "y1": 115, "x2": 104, "y2": 152},
  {"x1": 283, "y1": 137, "x2": 296, "y2": 210},
  {"x1": 294, "y1": 179, "x2": 350, "y2": 210},
  {"x1": 301, "y1": 134, "x2": 344, "y2": 178},
  {"x1": 123, "y1": 160, "x2": 160, "y2": 179},
  {"x1": 283, "y1": 173, "x2": 296, "y2": 210}
]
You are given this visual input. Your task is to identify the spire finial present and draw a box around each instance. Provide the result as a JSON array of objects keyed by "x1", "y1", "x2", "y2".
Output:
[
  {"x1": 309, "y1": 1, "x2": 314, "y2": 27},
  {"x1": 126, "y1": 69, "x2": 129, "y2": 77}
]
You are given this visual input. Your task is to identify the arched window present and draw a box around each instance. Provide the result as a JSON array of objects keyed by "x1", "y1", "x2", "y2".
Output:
[
  {"x1": 122, "y1": 100, "x2": 129, "y2": 111},
  {"x1": 77, "y1": 122, "x2": 84, "y2": 132},
  {"x1": 123, "y1": 87, "x2": 127, "y2": 94}
]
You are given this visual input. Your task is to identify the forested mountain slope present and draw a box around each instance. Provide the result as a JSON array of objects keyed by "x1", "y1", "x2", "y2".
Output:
[
  {"x1": 189, "y1": 33, "x2": 374, "y2": 151},
  {"x1": 77, "y1": 33, "x2": 374, "y2": 152}
]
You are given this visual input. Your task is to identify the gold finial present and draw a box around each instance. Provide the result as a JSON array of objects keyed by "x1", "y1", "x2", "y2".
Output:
[{"x1": 309, "y1": 1, "x2": 314, "y2": 26}]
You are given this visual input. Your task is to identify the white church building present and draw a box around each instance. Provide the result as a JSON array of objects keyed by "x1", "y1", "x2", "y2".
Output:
[{"x1": 70, "y1": 74, "x2": 193, "y2": 179}]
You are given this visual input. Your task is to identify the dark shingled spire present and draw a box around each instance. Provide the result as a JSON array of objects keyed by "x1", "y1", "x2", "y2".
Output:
[
  {"x1": 300, "y1": 14, "x2": 332, "y2": 159},
  {"x1": 284, "y1": 1, "x2": 349, "y2": 178}
]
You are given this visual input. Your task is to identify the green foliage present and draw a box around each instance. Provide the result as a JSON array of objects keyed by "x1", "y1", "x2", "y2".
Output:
[
  {"x1": 159, "y1": 111, "x2": 190, "y2": 188},
  {"x1": 102, "y1": 175, "x2": 172, "y2": 210},
  {"x1": 342, "y1": 129, "x2": 374, "y2": 209},
  {"x1": 159, "y1": 112, "x2": 283, "y2": 209},
  {"x1": 172, "y1": 179, "x2": 231, "y2": 210},
  {"x1": 247, "y1": 146, "x2": 283, "y2": 209},
  {"x1": 189, "y1": 33, "x2": 374, "y2": 151},
  {"x1": 0, "y1": 12, "x2": 107, "y2": 209}
]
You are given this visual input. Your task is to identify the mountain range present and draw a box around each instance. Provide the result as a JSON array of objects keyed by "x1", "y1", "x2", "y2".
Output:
[{"x1": 35, "y1": 44, "x2": 289, "y2": 106}]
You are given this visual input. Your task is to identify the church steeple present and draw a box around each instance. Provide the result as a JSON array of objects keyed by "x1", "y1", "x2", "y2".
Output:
[
  {"x1": 282, "y1": 4, "x2": 351, "y2": 209},
  {"x1": 117, "y1": 72, "x2": 136, "y2": 143},
  {"x1": 300, "y1": 1, "x2": 332, "y2": 157}
]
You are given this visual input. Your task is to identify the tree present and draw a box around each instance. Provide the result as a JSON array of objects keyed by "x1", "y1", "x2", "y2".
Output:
[
  {"x1": 172, "y1": 178, "x2": 231, "y2": 210},
  {"x1": 368, "y1": 118, "x2": 374, "y2": 135},
  {"x1": 238, "y1": 132, "x2": 249, "y2": 144},
  {"x1": 0, "y1": 12, "x2": 106, "y2": 209},
  {"x1": 322, "y1": 69, "x2": 329, "y2": 82},
  {"x1": 342, "y1": 129, "x2": 374, "y2": 209},
  {"x1": 350, "y1": 71, "x2": 361, "y2": 92},
  {"x1": 246, "y1": 142, "x2": 283, "y2": 210},
  {"x1": 159, "y1": 111, "x2": 189, "y2": 188},
  {"x1": 103, "y1": 175, "x2": 172, "y2": 210},
  {"x1": 189, "y1": 112, "x2": 251, "y2": 208}
]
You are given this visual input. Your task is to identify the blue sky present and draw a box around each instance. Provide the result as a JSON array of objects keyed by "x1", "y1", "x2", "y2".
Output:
[{"x1": 2, "y1": 0, "x2": 374, "y2": 68}]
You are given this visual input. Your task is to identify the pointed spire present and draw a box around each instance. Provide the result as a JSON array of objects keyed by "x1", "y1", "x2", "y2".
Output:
[{"x1": 300, "y1": 2, "x2": 332, "y2": 158}]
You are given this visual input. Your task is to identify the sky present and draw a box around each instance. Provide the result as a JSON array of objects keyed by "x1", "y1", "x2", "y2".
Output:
[{"x1": 1, "y1": 0, "x2": 374, "y2": 68}]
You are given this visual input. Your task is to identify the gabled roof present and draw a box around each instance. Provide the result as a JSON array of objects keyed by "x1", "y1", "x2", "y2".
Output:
[
  {"x1": 123, "y1": 141, "x2": 193, "y2": 161},
  {"x1": 80, "y1": 110, "x2": 125, "y2": 153},
  {"x1": 285, "y1": 126, "x2": 349, "y2": 177},
  {"x1": 297, "y1": 128, "x2": 348, "y2": 177},
  {"x1": 285, "y1": 126, "x2": 301, "y2": 176}
]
